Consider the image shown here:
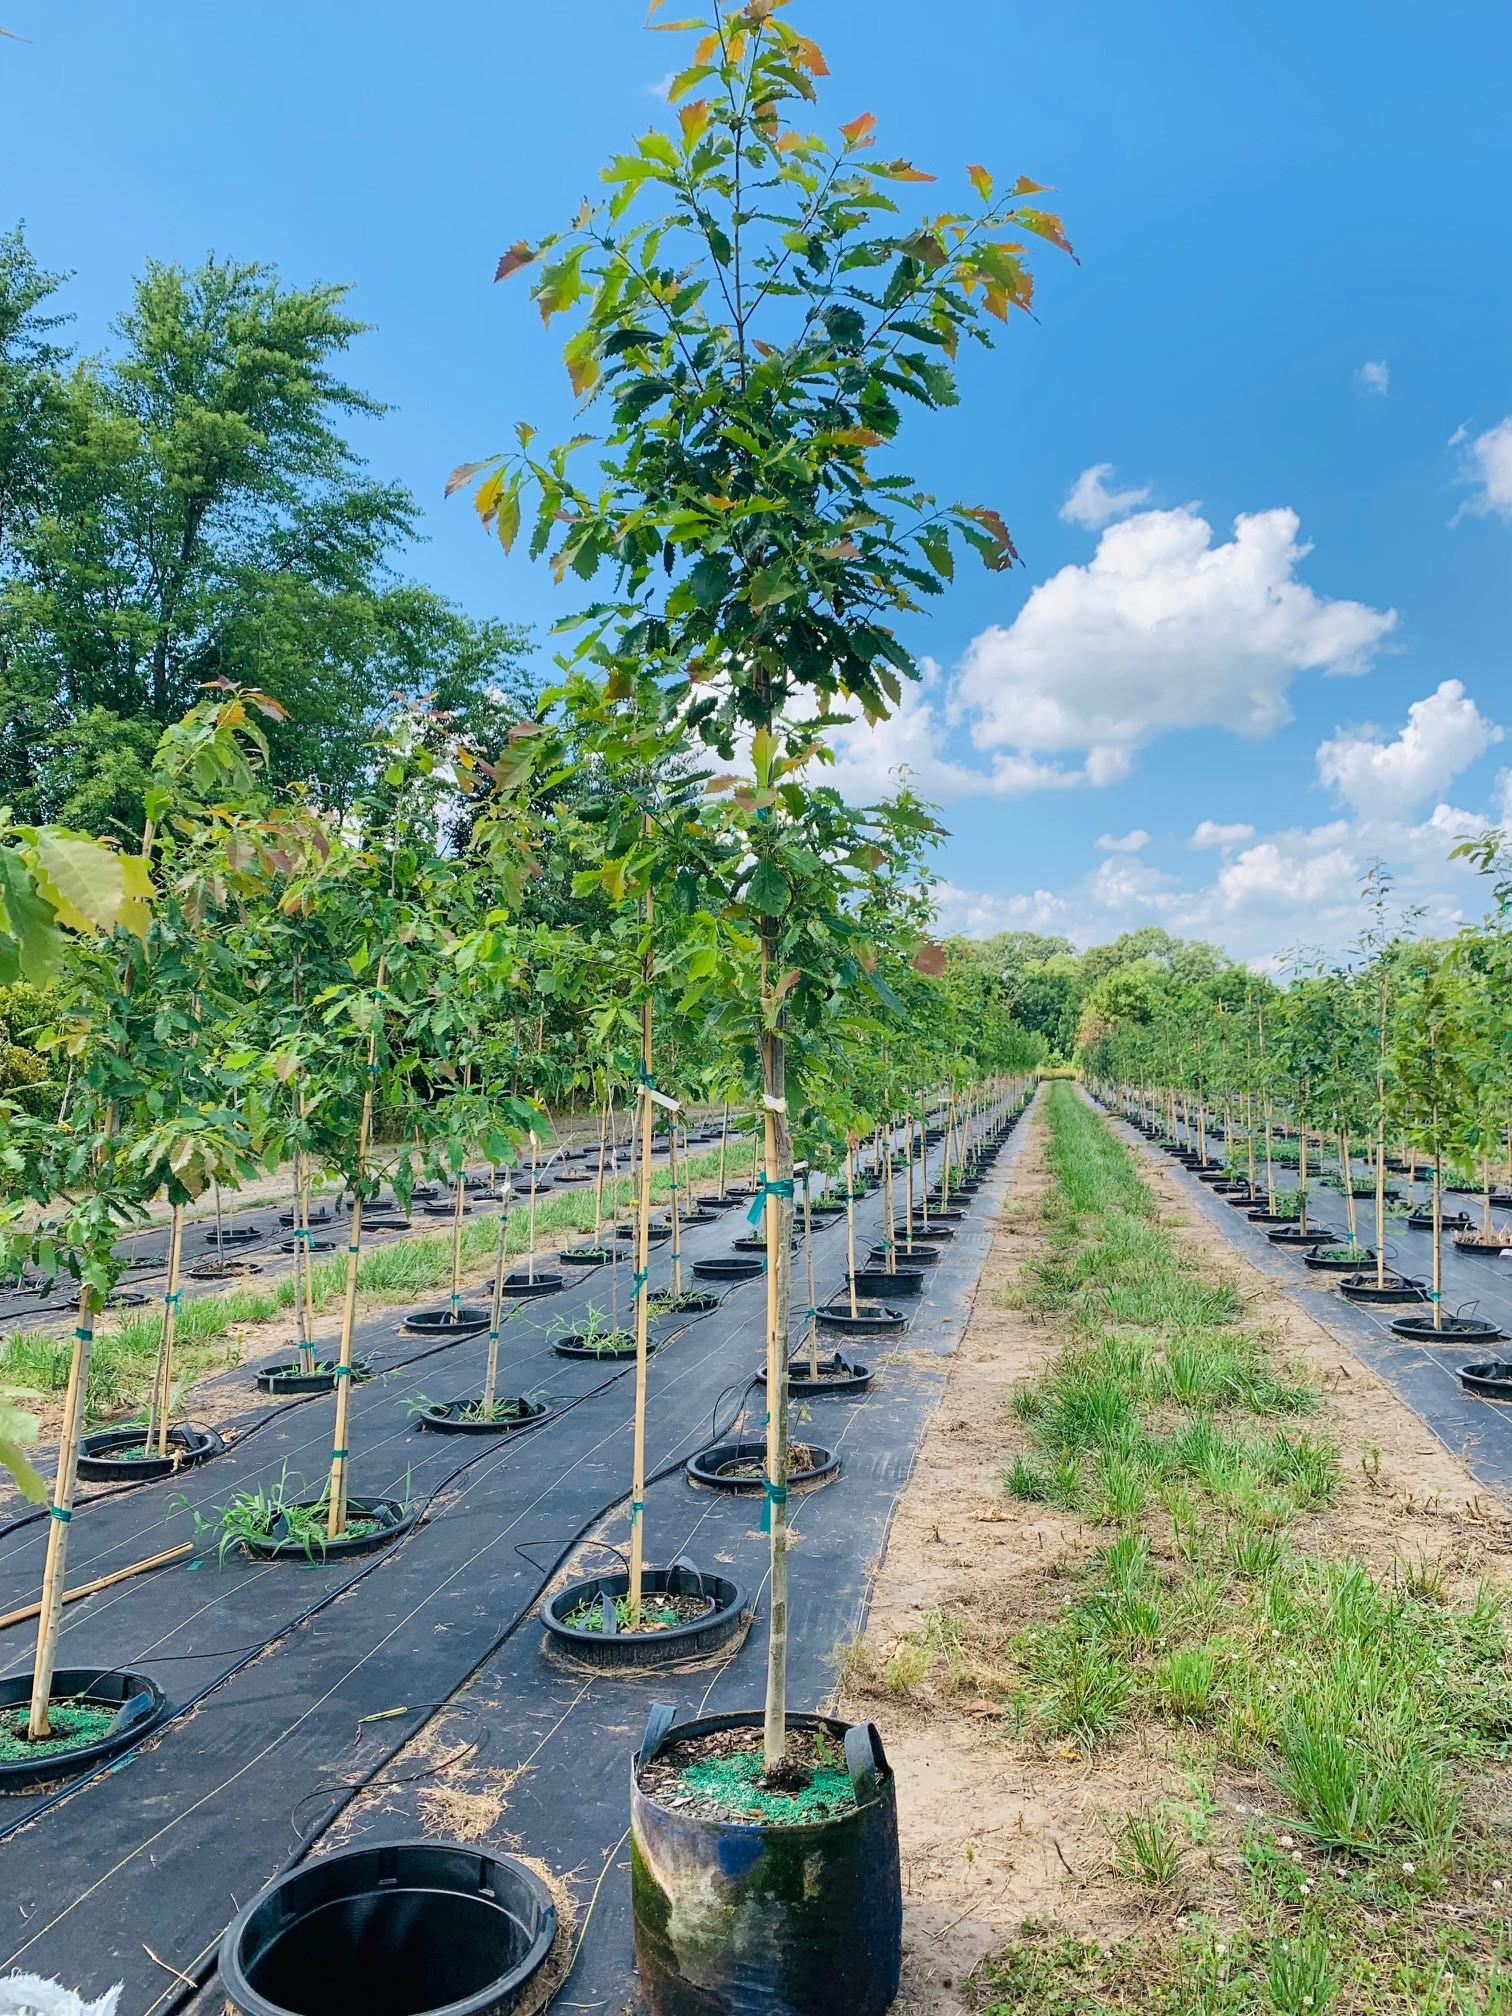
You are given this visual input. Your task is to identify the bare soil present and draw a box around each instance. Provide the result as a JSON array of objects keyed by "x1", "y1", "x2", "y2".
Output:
[{"x1": 835, "y1": 1097, "x2": 1512, "y2": 2016}]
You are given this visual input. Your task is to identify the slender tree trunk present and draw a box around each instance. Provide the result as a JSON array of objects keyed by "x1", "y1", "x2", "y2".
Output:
[
  {"x1": 327, "y1": 960, "x2": 383, "y2": 1539},
  {"x1": 627, "y1": 877, "x2": 655, "y2": 1630},
  {"x1": 27, "y1": 1283, "x2": 99, "y2": 1738},
  {"x1": 760, "y1": 936, "x2": 793, "y2": 1776},
  {"x1": 148, "y1": 1205, "x2": 185, "y2": 1458},
  {"x1": 481, "y1": 1196, "x2": 511, "y2": 1416}
]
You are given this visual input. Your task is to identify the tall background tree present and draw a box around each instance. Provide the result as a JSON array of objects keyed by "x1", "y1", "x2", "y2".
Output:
[{"x1": 0, "y1": 225, "x2": 534, "y2": 837}]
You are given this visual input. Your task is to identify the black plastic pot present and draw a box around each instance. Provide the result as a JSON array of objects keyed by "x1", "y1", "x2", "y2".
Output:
[
  {"x1": 423, "y1": 1199, "x2": 470, "y2": 1218},
  {"x1": 686, "y1": 1437, "x2": 840, "y2": 1494},
  {"x1": 1458, "y1": 1360, "x2": 1512, "y2": 1401},
  {"x1": 499, "y1": 1270, "x2": 565, "y2": 1299},
  {"x1": 693, "y1": 1254, "x2": 763, "y2": 1282},
  {"x1": 241, "y1": 1493, "x2": 417, "y2": 1561},
  {"x1": 0, "y1": 1666, "x2": 169, "y2": 1793},
  {"x1": 913, "y1": 1204, "x2": 965, "y2": 1223},
  {"x1": 189, "y1": 1256, "x2": 264, "y2": 1280},
  {"x1": 401, "y1": 1305, "x2": 492, "y2": 1339},
  {"x1": 872, "y1": 1241, "x2": 940, "y2": 1266},
  {"x1": 1407, "y1": 1209, "x2": 1470, "y2": 1232},
  {"x1": 816, "y1": 1301, "x2": 909, "y2": 1336},
  {"x1": 1390, "y1": 1313, "x2": 1509, "y2": 1345},
  {"x1": 1452, "y1": 1233, "x2": 1512, "y2": 1256},
  {"x1": 553, "y1": 1170, "x2": 593, "y2": 1185},
  {"x1": 731, "y1": 1234, "x2": 800, "y2": 1255},
  {"x1": 651, "y1": 1291, "x2": 723, "y2": 1317},
  {"x1": 1339, "y1": 1271, "x2": 1427, "y2": 1305},
  {"x1": 363, "y1": 1213, "x2": 414, "y2": 1233},
  {"x1": 278, "y1": 1237, "x2": 337, "y2": 1255},
  {"x1": 559, "y1": 1243, "x2": 614, "y2": 1266},
  {"x1": 892, "y1": 1222, "x2": 954, "y2": 1245},
  {"x1": 631, "y1": 1706, "x2": 901, "y2": 2016},
  {"x1": 552, "y1": 1333, "x2": 647, "y2": 1361},
  {"x1": 1245, "y1": 1207, "x2": 1290, "y2": 1225},
  {"x1": 417, "y1": 1395, "x2": 551, "y2": 1435},
  {"x1": 206, "y1": 1224, "x2": 261, "y2": 1246},
  {"x1": 1303, "y1": 1247, "x2": 1377, "y2": 1273},
  {"x1": 542, "y1": 1564, "x2": 746, "y2": 1669},
  {"x1": 849, "y1": 1267, "x2": 925, "y2": 1298},
  {"x1": 1266, "y1": 1225, "x2": 1338, "y2": 1247},
  {"x1": 77, "y1": 1421, "x2": 223, "y2": 1482},
  {"x1": 278, "y1": 1206, "x2": 332, "y2": 1228},
  {"x1": 616, "y1": 1223, "x2": 673, "y2": 1245},
  {"x1": 253, "y1": 1354, "x2": 373, "y2": 1395},
  {"x1": 762, "y1": 1353, "x2": 874, "y2": 1397},
  {"x1": 219, "y1": 1838, "x2": 556, "y2": 2016}
]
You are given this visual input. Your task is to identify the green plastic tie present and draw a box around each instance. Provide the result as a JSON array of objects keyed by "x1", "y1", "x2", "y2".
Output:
[
  {"x1": 746, "y1": 1176, "x2": 795, "y2": 1227},
  {"x1": 73, "y1": 1328, "x2": 92, "y2": 1343},
  {"x1": 629, "y1": 1497, "x2": 644, "y2": 1527},
  {"x1": 333, "y1": 1364, "x2": 355, "y2": 1379},
  {"x1": 759, "y1": 1477, "x2": 789, "y2": 1533},
  {"x1": 49, "y1": 1505, "x2": 71, "y2": 1523},
  {"x1": 331, "y1": 1448, "x2": 349, "y2": 1460},
  {"x1": 632, "y1": 1268, "x2": 649, "y2": 1296},
  {"x1": 163, "y1": 1290, "x2": 182, "y2": 1308}
]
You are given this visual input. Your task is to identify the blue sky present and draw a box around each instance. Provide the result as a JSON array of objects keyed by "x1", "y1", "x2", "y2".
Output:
[{"x1": 5, "y1": 1, "x2": 1511, "y2": 962}]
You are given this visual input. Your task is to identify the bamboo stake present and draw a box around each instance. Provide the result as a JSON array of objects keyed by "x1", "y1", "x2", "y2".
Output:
[
  {"x1": 327, "y1": 958, "x2": 384, "y2": 1540},
  {"x1": 526, "y1": 1130, "x2": 539, "y2": 1285},
  {"x1": 883, "y1": 1121, "x2": 897, "y2": 1277},
  {"x1": 627, "y1": 900, "x2": 656, "y2": 1632},
  {"x1": 716, "y1": 1098, "x2": 729, "y2": 1198},
  {"x1": 1341, "y1": 1130, "x2": 1358, "y2": 1247},
  {"x1": 148, "y1": 1206, "x2": 185, "y2": 1459},
  {"x1": 759, "y1": 942, "x2": 793, "y2": 1775},
  {"x1": 480, "y1": 1187, "x2": 512, "y2": 1417},
  {"x1": 27, "y1": 1282, "x2": 99, "y2": 1738},
  {"x1": 1, "y1": 1542, "x2": 193, "y2": 1633},
  {"x1": 668, "y1": 1120, "x2": 683, "y2": 1305},
  {"x1": 803, "y1": 1177, "x2": 819, "y2": 1378},
  {"x1": 591, "y1": 1091, "x2": 609, "y2": 1250},
  {"x1": 845, "y1": 1141, "x2": 859, "y2": 1319},
  {"x1": 902, "y1": 1115, "x2": 916, "y2": 1257},
  {"x1": 448, "y1": 1164, "x2": 467, "y2": 1318}
]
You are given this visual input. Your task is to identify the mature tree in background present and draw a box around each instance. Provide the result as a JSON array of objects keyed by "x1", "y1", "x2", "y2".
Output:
[{"x1": 0, "y1": 227, "x2": 533, "y2": 837}]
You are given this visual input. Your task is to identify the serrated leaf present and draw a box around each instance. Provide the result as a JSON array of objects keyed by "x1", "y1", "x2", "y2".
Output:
[
  {"x1": 0, "y1": 847, "x2": 62, "y2": 984},
  {"x1": 749, "y1": 564, "x2": 798, "y2": 612},
  {"x1": 495, "y1": 242, "x2": 535, "y2": 282},
  {"x1": 496, "y1": 483, "x2": 522, "y2": 555},
  {"x1": 678, "y1": 98, "x2": 710, "y2": 148},
  {"x1": 747, "y1": 858, "x2": 788, "y2": 917},
  {"x1": 445, "y1": 458, "x2": 491, "y2": 498},
  {"x1": 968, "y1": 163, "x2": 993, "y2": 201},
  {"x1": 29, "y1": 832, "x2": 153, "y2": 940},
  {"x1": 839, "y1": 112, "x2": 877, "y2": 147}
]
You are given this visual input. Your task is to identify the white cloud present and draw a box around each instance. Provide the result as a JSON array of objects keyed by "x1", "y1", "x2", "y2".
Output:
[
  {"x1": 824, "y1": 662, "x2": 1117, "y2": 804},
  {"x1": 955, "y1": 506, "x2": 1397, "y2": 772},
  {"x1": 1456, "y1": 416, "x2": 1512, "y2": 523},
  {"x1": 647, "y1": 72, "x2": 675, "y2": 100},
  {"x1": 1355, "y1": 359, "x2": 1389, "y2": 396},
  {"x1": 1096, "y1": 829, "x2": 1149, "y2": 853},
  {"x1": 1316, "y1": 679, "x2": 1502, "y2": 814},
  {"x1": 1059, "y1": 462, "x2": 1151, "y2": 530},
  {"x1": 933, "y1": 880, "x2": 1069, "y2": 937},
  {"x1": 1191, "y1": 819, "x2": 1255, "y2": 849}
]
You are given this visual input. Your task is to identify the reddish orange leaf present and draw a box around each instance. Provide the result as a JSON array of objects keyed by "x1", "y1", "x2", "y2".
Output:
[
  {"x1": 1017, "y1": 207, "x2": 1078, "y2": 260},
  {"x1": 792, "y1": 33, "x2": 828, "y2": 75},
  {"x1": 881, "y1": 158, "x2": 936, "y2": 183},
  {"x1": 839, "y1": 111, "x2": 877, "y2": 147},
  {"x1": 960, "y1": 505, "x2": 1020, "y2": 570},
  {"x1": 445, "y1": 458, "x2": 491, "y2": 498},
  {"x1": 912, "y1": 941, "x2": 948, "y2": 976},
  {"x1": 494, "y1": 242, "x2": 535, "y2": 282},
  {"x1": 679, "y1": 97, "x2": 710, "y2": 145},
  {"x1": 752, "y1": 338, "x2": 777, "y2": 358}
]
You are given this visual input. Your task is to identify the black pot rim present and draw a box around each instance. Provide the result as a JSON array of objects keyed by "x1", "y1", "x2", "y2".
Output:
[
  {"x1": 401, "y1": 1305, "x2": 493, "y2": 1337},
  {"x1": 551, "y1": 1334, "x2": 650, "y2": 1360},
  {"x1": 77, "y1": 1421, "x2": 224, "y2": 1482},
  {"x1": 499, "y1": 1271, "x2": 566, "y2": 1298},
  {"x1": 253, "y1": 1354, "x2": 373, "y2": 1395},
  {"x1": 1338, "y1": 1273, "x2": 1427, "y2": 1303},
  {"x1": 542, "y1": 1565, "x2": 747, "y2": 1667},
  {"x1": 241, "y1": 1494, "x2": 417, "y2": 1560},
  {"x1": 685, "y1": 1437, "x2": 840, "y2": 1494},
  {"x1": 418, "y1": 1395, "x2": 551, "y2": 1434},
  {"x1": 849, "y1": 1268, "x2": 925, "y2": 1296},
  {"x1": 816, "y1": 1302, "x2": 909, "y2": 1334},
  {"x1": 1391, "y1": 1314, "x2": 1509, "y2": 1343},
  {"x1": 0, "y1": 1666, "x2": 169, "y2": 1792},
  {"x1": 758, "y1": 1353, "x2": 874, "y2": 1396},
  {"x1": 217, "y1": 1837, "x2": 557, "y2": 2016},
  {"x1": 692, "y1": 1256, "x2": 764, "y2": 1281},
  {"x1": 633, "y1": 1708, "x2": 891, "y2": 1832},
  {"x1": 1459, "y1": 1360, "x2": 1512, "y2": 1398},
  {"x1": 558, "y1": 1245, "x2": 614, "y2": 1265}
]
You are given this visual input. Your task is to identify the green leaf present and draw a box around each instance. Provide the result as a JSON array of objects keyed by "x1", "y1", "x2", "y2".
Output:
[
  {"x1": 747, "y1": 858, "x2": 789, "y2": 917},
  {"x1": 28, "y1": 831, "x2": 153, "y2": 940},
  {"x1": 749, "y1": 564, "x2": 798, "y2": 612},
  {"x1": 0, "y1": 846, "x2": 62, "y2": 985},
  {"x1": 537, "y1": 247, "x2": 589, "y2": 324}
]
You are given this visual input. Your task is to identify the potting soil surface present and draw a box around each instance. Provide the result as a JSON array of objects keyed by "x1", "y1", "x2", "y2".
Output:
[{"x1": 0, "y1": 1112, "x2": 1027, "y2": 2014}]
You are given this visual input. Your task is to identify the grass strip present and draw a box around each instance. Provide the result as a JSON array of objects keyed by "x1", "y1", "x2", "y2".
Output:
[
  {"x1": 1, "y1": 1148, "x2": 727, "y2": 1421},
  {"x1": 859, "y1": 1087, "x2": 1512, "y2": 2014}
]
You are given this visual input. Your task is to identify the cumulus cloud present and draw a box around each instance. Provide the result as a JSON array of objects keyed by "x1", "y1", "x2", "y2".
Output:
[
  {"x1": 1316, "y1": 679, "x2": 1502, "y2": 814},
  {"x1": 932, "y1": 880, "x2": 1070, "y2": 937},
  {"x1": 1356, "y1": 359, "x2": 1389, "y2": 396},
  {"x1": 955, "y1": 506, "x2": 1397, "y2": 772},
  {"x1": 1059, "y1": 462, "x2": 1151, "y2": 530},
  {"x1": 1095, "y1": 829, "x2": 1149, "y2": 853},
  {"x1": 1456, "y1": 416, "x2": 1512, "y2": 523},
  {"x1": 1191, "y1": 819, "x2": 1256, "y2": 849}
]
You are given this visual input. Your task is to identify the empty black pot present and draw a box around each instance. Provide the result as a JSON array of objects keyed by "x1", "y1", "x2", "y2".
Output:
[{"x1": 219, "y1": 1838, "x2": 556, "y2": 2016}]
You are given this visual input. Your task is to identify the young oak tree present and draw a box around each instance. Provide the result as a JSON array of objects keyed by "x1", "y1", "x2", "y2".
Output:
[{"x1": 459, "y1": 0, "x2": 1072, "y2": 1770}]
